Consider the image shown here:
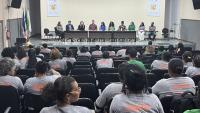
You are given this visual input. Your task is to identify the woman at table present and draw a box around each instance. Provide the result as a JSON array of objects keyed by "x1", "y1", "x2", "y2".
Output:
[
  {"x1": 128, "y1": 21, "x2": 135, "y2": 31},
  {"x1": 108, "y1": 21, "x2": 115, "y2": 31},
  {"x1": 99, "y1": 22, "x2": 106, "y2": 31},
  {"x1": 138, "y1": 22, "x2": 145, "y2": 40},
  {"x1": 77, "y1": 21, "x2": 85, "y2": 31}
]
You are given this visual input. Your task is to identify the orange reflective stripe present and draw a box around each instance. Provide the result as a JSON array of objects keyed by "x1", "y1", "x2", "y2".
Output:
[
  {"x1": 32, "y1": 84, "x2": 45, "y2": 92},
  {"x1": 126, "y1": 103, "x2": 151, "y2": 112},
  {"x1": 171, "y1": 84, "x2": 192, "y2": 90}
]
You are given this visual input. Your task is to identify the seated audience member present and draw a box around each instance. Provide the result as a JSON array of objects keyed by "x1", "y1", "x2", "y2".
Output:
[
  {"x1": 108, "y1": 21, "x2": 115, "y2": 31},
  {"x1": 116, "y1": 47, "x2": 127, "y2": 57},
  {"x1": 92, "y1": 45, "x2": 103, "y2": 56},
  {"x1": 27, "y1": 48, "x2": 41, "y2": 69},
  {"x1": 66, "y1": 20, "x2": 74, "y2": 31},
  {"x1": 24, "y1": 61, "x2": 61, "y2": 95},
  {"x1": 99, "y1": 22, "x2": 106, "y2": 31},
  {"x1": 40, "y1": 76, "x2": 92, "y2": 113},
  {"x1": 128, "y1": 21, "x2": 135, "y2": 31},
  {"x1": 168, "y1": 45, "x2": 175, "y2": 55},
  {"x1": 95, "y1": 63, "x2": 129, "y2": 113},
  {"x1": 0, "y1": 58, "x2": 24, "y2": 92},
  {"x1": 107, "y1": 46, "x2": 115, "y2": 57},
  {"x1": 16, "y1": 47, "x2": 29, "y2": 69},
  {"x1": 118, "y1": 21, "x2": 126, "y2": 31},
  {"x1": 144, "y1": 41, "x2": 155, "y2": 54},
  {"x1": 35, "y1": 47, "x2": 44, "y2": 59},
  {"x1": 77, "y1": 21, "x2": 85, "y2": 31},
  {"x1": 182, "y1": 51, "x2": 193, "y2": 68},
  {"x1": 151, "y1": 52, "x2": 172, "y2": 70},
  {"x1": 1, "y1": 47, "x2": 20, "y2": 67},
  {"x1": 96, "y1": 51, "x2": 113, "y2": 68},
  {"x1": 49, "y1": 48, "x2": 66, "y2": 70},
  {"x1": 176, "y1": 42, "x2": 185, "y2": 56},
  {"x1": 109, "y1": 64, "x2": 164, "y2": 113},
  {"x1": 156, "y1": 46, "x2": 165, "y2": 55},
  {"x1": 152, "y1": 58, "x2": 195, "y2": 95},
  {"x1": 77, "y1": 46, "x2": 91, "y2": 57},
  {"x1": 89, "y1": 20, "x2": 97, "y2": 31},
  {"x1": 148, "y1": 22, "x2": 156, "y2": 40},
  {"x1": 127, "y1": 48, "x2": 146, "y2": 71},
  {"x1": 62, "y1": 49, "x2": 76, "y2": 65},
  {"x1": 55, "y1": 21, "x2": 64, "y2": 39},
  {"x1": 138, "y1": 22, "x2": 145, "y2": 40},
  {"x1": 185, "y1": 55, "x2": 200, "y2": 77},
  {"x1": 40, "y1": 43, "x2": 51, "y2": 54}
]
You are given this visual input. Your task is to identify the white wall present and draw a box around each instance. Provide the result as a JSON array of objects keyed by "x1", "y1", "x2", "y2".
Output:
[{"x1": 41, "y1": 0, "x2": 165, "y2": 37}]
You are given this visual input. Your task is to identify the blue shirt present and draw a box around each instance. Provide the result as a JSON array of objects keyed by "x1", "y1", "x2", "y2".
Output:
[{"x1": 100, "y1": 25, "x2": 106, "y2": 31}]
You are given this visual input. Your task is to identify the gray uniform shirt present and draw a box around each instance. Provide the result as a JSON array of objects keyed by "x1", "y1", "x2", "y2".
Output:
[{"x1": 185, "y1": 66, "x2": 200, "y2": 77}]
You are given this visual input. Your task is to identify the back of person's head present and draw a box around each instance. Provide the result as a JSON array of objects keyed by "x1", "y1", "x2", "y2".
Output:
[
  {"x1": 118, "y1": 62, "x2": 129, "y2": 82},
  {"x1": 148, "y1": 41, "x2": 152, "y2": 45},
  {"x1": 42, "y1": 43, "x2": 48, "y2": 48},
  {"x1": 158, "y1": 46, "x2": 165, "y2": 52},
  {"x1": 42, "y1": 76, "x2": 80, "y2": 106},
  {"x1": 168, "y1": 58, "x2": 184, "y2": 76},
  {"x1": 65, "y1": 49, "x2": 73, "y2": 57},
  {"x1": 127, "y1": 48, "x2": 137, "y2": 58},
  {"x1": 122, "y1": 64, "x2": 146, "y2": 94},
  {"x1": 35, "y1": 47, "x2": 41, "y2": 55},
  {"x1": 36, "y1": 61, "x2": 49, "y2": 74},
  {"x1": 16, "y1": 47, "x2": 27, "y2": 60},
  {"x1": 162, "y1": 52, "x2": 172, "y2": 62},
  {"x1": 108, "y1": 46, "x2": 113, "y2": 51},
  {"x1": 0, "y1": 58, "x2": 15, "y2": 76},
  {"x1": 102, "y1": 51, "x2": 109, "y2": 59},
  {"x1": 177, "y1": 42, "x2": 184, "y2": 49},
  {"x1": 1, "y1": 47, "x2": 15, "y2": 59},
  {"x1": 193, "y1": 55, "x2": 200, "y2": 68},
  {"x1": 50, "y1": 48, "x2": 61, "y2": 60},
  {"x1": 95, "y1": 45, "x2": 100, "y2": 51},
  {"x1": 168, "y1": 45, "x2": 174, "y2": 51},
  {"x1": 27, "y1": 48, "x2": 37, "y2": 69},
  {"x1": 80, "y1": 46, "x2": 87, "y2": 53},
  {"x1": 182, "y1": 51, "x2": 192, "y2": 63}
]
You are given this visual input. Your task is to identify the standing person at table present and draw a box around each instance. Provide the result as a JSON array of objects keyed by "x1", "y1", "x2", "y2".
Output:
[
  {"x1": 89, "y1": 20, "x2": 97, "y2": 31},
  {"x1": 118, "y1": 21, "x2": 126, "y2": 31},
  {"x1": 108, "y1": 21, "x2": 115, "y2": 31},
  {"x1": 99, "y1": 22, "x2": 106, "y2": 31},
  {"x1": 56, "y1": 21, "x2": 65, "y2": 39},
  {"x1": 128, "y1": 21, "x2": 135, "y2": 31},
  {"x1": 138, "y1": 22, "x2": 145, "y2": 40},
  {"x1": 148, "y1": 22, "x2": 156, "y2": 40},
  {"x1": 77, "y1": 21, "x2": 85, "y2": 31},
  {"x1": 66, "y1": 20, "x2": 74, "y2": 31}
]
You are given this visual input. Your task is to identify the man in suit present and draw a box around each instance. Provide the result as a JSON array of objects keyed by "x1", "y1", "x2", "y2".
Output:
[{"x1": 66, "y1": 20, "x2": 74, "y2": 31}]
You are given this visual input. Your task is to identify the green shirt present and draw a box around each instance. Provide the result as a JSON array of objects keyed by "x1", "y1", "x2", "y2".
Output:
[
  {"x1": 128, "y1": 24, "x2": 135, "y2": 31},
  {"x1": 128, "y1": 59, "x2": 146, "y2": 71}
]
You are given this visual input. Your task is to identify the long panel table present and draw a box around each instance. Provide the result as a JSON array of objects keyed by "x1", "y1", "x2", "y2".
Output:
[{"x1": 64, "y1": 31, "x2": 136, "y2": 42}]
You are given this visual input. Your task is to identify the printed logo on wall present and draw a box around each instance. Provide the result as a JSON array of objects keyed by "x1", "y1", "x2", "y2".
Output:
[
  {"x1": 47, "y1": 0, "x2": 60, "y2": 17},
  {"x1": 147, "y1": 0, "x2": 160, "y2": 17}
]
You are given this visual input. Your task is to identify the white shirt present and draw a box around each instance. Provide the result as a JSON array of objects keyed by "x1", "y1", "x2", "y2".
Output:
[
  {"x1": 151, "y1": 60, "x2": 168, "y2": 70},
  {"x1": 96, "y1": 58, "x2": 113, "y2": 68},
  {"x1": 185, "y1": 66, "x2": 200, "y2": 77}
]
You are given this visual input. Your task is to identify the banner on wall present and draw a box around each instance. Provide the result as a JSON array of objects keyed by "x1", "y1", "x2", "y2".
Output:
[
  {"x1": 147, "y1": 0, "x2": 160, "y2": 17},
  {"x1": 47, "y1": 0, "x2": 60, "y2": 17}
]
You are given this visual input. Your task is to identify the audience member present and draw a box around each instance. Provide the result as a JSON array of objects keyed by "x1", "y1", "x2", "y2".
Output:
[
  {"x1": 118, "y1": 21, "x2": 126, "y2": 31},
  {"x1": 63, "y1": 49, "x2": 76, "y2": 65},
  {"x1": 40, "y1": 76, "x2": 92, "y2": 113},
  {"x1": 77, "y1": 46, "x2": 91, "y2": 57},
  {"x1": 66, "y1": 20, "x2": 74, "y2": 31},
  {"x1": 49, "y1": 48, "x2": 66, "y2": 70},
  {"x1": 77, "y1": 21, "x2": 85, "y2": 31},
  {"x1": 152, "y1": 58, "x2": 195, "y2": 95},
  {"x1": 96, "y1": 51, "x2": 113, "y2": 68},
  {"x1": 16, "y1": 47, "x2": 29, "y2": 69},
  {"x1": 168, "y1": 45, "x2": 175, "y2": 55},
  {"x1": 99, "y1": 22, "x2": 106, "y2": 31},
  {"x1": 151, "y1": 52, "x2": 171, "y2": 70},
  {"x1": 24, "y1": 61, "x2": 61, "y2": 95},
  {"x1": 138, "y1": 22, "x2": 145, "y2": 40},
  {"x1": 0, "y1": 58, "x2": 24, "y2": 92},
  {"x1": 89, "y1": 20, "x2": 97, "y2": 31},
  {"x1": 148, "y1": 22, "x2": 156, "y2": 40},
  {"x1": 41, "y1": 43, "x2": 51, "y2": 54},
  {"x1": 185, "y1": 55, "x2": 200, "y2": 77},
  {"x1": 107, "y1": 46, "x2": 115, "y2": 57},
  {"x1": 27, "y1": 48, "x2": 41, "y2": 69},
  {"x1": 35, "y1": 47, "x2": 44, "y2": 59},
  {"x1": 176, "y1": 42, "x2": 185, "y2": 56},
  {"x1": 144, "y1": 41, "x2": 155, "y2": 54},
  {"x1": 182, "y1": 51, "x2": 193, "y2": 68},
  {"x1": 92, "y1": 45, "x2": 103, "y2": 56},
  {"x1": 110, "y1": 64, "x2": 164, "y2": 113},
  {"x1": 116, "y1": 47, "x2": 127, "y2": 57},
  {"x1": 128, "y1": 21, "x2": 135, "y2": 31},
  {"x1": 156, "y1": 46, "x2": 165, "y2": 55},
  {"x1": 108, "y1": 21, "x2": 115, "y2": 31}
]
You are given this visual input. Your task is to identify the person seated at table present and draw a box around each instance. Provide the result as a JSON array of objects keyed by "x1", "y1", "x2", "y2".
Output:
[
  {"x1": 77, "y1": 46, "x2": 91, "y2": 57},
  {"x1": 89, "y1": 20, "x2": 97, "y2": 31},
  {"x1": 138, "y1": 22, "x2": 145, "y2": 40},
  {"x1": 92, "y1": 45, "x2": 103, "y2": 56},
  {"x1": 108, "y1": 21, "x2": 115, "y2": 31},
  {"x1": 128, "y1": 21, "x2": 135, "y2": 31},
  {"x1": 77, "y1": 21, "x2": 85, "y2": 31},
  {"x1": 96, "y1": 51, "x2": 113, "y2": 68},
  {"x1": 148, "y1": 22, "x2": 156, "y2": 40},
  {"x1": 99, "y1": 22, "x2": 106, "y2": 31},
  {"x1": 56, "y1": 21, "x2": 64, "y2": 35},
  {"x1": 118, "y1": 21, "x2": 126, "y2": 31},
  {"x1": 66, "y1": 20, "x2": 74, "y2": 31}
]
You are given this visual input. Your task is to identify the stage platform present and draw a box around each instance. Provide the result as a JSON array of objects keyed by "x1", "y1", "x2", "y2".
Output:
[{"x1": 30, "y1": 36, "x2": 195, "y2": 49}]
